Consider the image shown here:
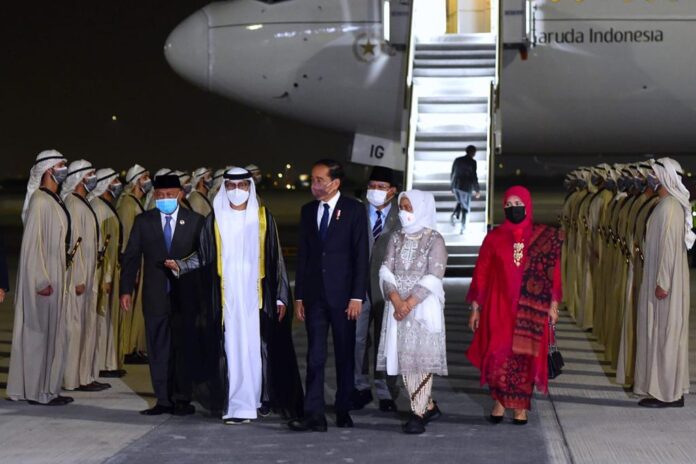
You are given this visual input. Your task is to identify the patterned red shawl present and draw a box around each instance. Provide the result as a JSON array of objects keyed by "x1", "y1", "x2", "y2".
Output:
[{"x1": 512, "y1": 224, "x2": 563, "y2": 357}]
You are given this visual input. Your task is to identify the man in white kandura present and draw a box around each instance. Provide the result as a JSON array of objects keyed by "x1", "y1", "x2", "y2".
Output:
[{"x1": 634, "y1": 157, "x2": 693, "y2": 408}]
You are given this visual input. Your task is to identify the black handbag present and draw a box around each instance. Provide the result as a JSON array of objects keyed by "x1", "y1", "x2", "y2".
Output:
[{"x1": 548, "y1": 323, "x2": 564, "y2": 379}]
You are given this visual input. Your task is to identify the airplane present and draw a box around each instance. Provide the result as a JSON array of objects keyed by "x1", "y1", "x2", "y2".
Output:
[{"x1": 163, "y1": 0, "x2": 696, "y2": 157}]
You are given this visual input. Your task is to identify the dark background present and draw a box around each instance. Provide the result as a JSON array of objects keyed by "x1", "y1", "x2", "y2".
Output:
[{"x1": 1, "y1": 1, "x2": 351, "y2": 179}]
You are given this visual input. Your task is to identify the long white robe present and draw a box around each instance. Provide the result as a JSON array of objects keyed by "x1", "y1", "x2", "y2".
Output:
[
  {"x1": 117, "y1": 193, "x2": 147, "y2": 358},
  {"x1": 7, "y1": 189, "x2": 70, "y2": 403},
  {"x1": 634, "y1": 196, "x2": 690, "y2": 402},
  {"x1": 221, "y1": 209, "x2": 262, "y2": 419},
  {"x1": 63, "y1": 193, "x2": 99, "y2": 389},
  {"x1": 92, "y1": 196, "x2": 121, "y2": 372}
]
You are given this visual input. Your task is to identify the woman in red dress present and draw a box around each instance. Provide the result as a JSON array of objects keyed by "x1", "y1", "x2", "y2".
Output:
[{"x1": 467, "y1": 186, "x2": 562, "y2": 424}]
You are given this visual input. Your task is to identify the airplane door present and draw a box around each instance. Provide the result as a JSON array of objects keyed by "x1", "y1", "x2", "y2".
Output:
[{"x1": 501, "y1": 0, "x2": 532, "y2": 47}]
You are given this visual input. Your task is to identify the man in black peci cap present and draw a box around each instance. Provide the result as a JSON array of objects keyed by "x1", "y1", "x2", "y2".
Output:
[
  {"x1": 352, "y1": 166, "x2": 402, "y2": 412},
  {"x1": 120, "y1": 174, "x2": 205, "y2": 416}
]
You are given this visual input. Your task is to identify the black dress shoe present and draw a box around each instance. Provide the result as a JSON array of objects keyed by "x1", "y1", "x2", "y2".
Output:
[
  {"x1": 224, "y1": 417, "x2": 251, "y2": 425},
  {"x1": 140, "y1": 404, "x2": 173, "y2": 415},
  {"x1": 351, "y1": 389, "x2": 373, "y2": 410},
  {"x1": 172, "y1": 402, "x2": 195, "y2": 416},
  {"x1": 379, "y1": 399, "x2": 397, "y2": 412},
  {"x1": 422, "y1": 402, "x2": 442, "y2": 424},
  {"x1": 258, "y1": 404, "x2": 272, "y2": 417},
  {"x1": 100, "y1": 370, "x2": 127, "y2": 378},
  {"x1": 287, "y1": 416, "x2": 328, "y2": 432},
  {"x1": 93, "y1": 381, "x2": 111, "y2": 389},
  {"x1": 124, "y1": 352, "x2": 149, "y2": 365},
  {"x1": 488, "y1": 414, "x2": 504, "y2": 424},
  {"x1": 512, "y1": 418, "x2": 528, "y2": 425},
  {"x1": 28, "y1": 396, "x2": 72, "y2": 406},
  {"x1": 403, "y1": 414, "x2": 425, "y2": 434},
  {"x1": 638, "y1": 396, "x2": 684, "y2": 408},
  {"x1": 77, "y1": 382, "x2": 105, "y2": 392},
  {"x1": 336, "y1": 411, "x2": 354, "y2": 428}
]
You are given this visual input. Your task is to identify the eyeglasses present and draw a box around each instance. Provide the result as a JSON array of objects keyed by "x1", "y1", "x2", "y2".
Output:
[{"x1": 225, "y1": 180, "x2": 250, "y2": 191}]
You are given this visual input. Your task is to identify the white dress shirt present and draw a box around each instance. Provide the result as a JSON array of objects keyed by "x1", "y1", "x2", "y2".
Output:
[{"x1": 316, "y1": 191, "x2": 341, "y2": 230}]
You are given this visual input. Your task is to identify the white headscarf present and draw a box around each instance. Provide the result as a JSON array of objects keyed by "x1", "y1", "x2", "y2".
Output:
[
  {"x1": 173, "y1": 170, "x2": 190, "y2": 184},
  {"x1": 213, "y1": 167, "x2": 261, "y2": 312},
  {"x1": 397, "y1": 189, "x2": 437, "y2": 235},
  {"x1": 190, "y1": 167, "x2": 210, "y2": 190},
  {"x1": 652, "y1": 157, "x2": 696, "y2": 249},
  {"x1": 89, "y1": 168, "x2": 118, "y2": 201},
  {"x1": 124, "y1": 164, "x2": 148, "y2": 198},
  {"x1": 637, "y1": 160, "x2": 655, "y2": 178},
  {"x1": 22, "y1": 149, "x2": 67, "y2": 224},
  {"x1": 60, "y1": 159, "x2": 94, "y2": 200},
  {"x1": 577, "y1": 168, "x2": 595, "y2": 193}
]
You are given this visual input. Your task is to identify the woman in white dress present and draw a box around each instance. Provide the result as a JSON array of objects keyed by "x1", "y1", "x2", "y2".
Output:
[{"x1": 377, "y1": 189, "x2": 448, "y2": 434}]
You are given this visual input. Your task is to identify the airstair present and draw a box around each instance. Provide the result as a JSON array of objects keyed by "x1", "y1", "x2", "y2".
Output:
[{"x1": 402, "y1": 0, "x2": 501, "y2": 276}]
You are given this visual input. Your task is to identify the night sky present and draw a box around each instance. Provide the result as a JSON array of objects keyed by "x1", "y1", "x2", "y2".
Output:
[{"x1": 2, "y1": 1, "x2": 351, "y2": 179}]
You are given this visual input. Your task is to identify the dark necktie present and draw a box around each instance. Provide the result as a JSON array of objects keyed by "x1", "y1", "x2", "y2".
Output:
[
  {"x1": 164, "y1": 215, "x2": 172, "y2": 292},
  {"x1": 373, "y1": 210, "x2": 383, "y2": 239},
  {"x1": 164, "y1": 215, "x2": 173, "y2": 252},
  {"x1": 319, "y1": 204, "x2": 330, "y2": 241}
]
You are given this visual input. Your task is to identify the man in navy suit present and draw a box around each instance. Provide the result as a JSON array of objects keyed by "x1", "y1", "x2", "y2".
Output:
[
  {"x1": 289, "y1": 159, "x2": 369, "y2": 432},
  {"x1": 120, "y1": 174, "x2": 204, "y2": 416}
]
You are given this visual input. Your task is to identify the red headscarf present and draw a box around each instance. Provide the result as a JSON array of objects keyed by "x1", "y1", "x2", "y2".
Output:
[{"x1": 499, "y1": 185, "x2": 534, "y2": 243}]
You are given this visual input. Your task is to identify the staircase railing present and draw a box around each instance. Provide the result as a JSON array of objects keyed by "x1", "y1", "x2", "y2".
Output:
[
  {"x1": 486, "y1": 0, "x2": 504, "y2": 227},
  {"x1": 403, "y1": 0, "x2": 419, "y2": 189}
]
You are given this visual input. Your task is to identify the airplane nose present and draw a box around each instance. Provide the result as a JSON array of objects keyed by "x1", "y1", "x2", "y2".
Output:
[{"x1": 164, "y1": 9, "x2": 210, "y2": 88}]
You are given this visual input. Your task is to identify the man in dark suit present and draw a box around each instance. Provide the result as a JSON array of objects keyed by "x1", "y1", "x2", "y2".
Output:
[
  {"x1": 450, "y1": 144, "x2": 481, "y2": 234},
  {"x1": 119, "y1": 174, "x2": 204, "y2": 416},
  {"x1": 353, "y1": 166, "x2": 401, "y2": 412},
  {"x1": 289, "y1": 159, "x2": 369, "y2": 432}
]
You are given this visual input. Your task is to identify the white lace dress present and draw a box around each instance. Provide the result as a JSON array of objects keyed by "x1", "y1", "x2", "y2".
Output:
[{"x1": 376, "y1": 228, "x2": 448, "y2": 376}]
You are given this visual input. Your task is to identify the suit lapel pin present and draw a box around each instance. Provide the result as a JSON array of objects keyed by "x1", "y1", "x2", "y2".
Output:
[
  {"x1": 179, "y1": 219, "x2": 185, "y2": 225},
  {"x1": 336, "y1": 209, "x2": 341, "y2": 221}
]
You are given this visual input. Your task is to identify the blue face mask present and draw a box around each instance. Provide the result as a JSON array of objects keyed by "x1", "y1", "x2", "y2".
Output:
[{"x1": 156, "y1": 198, "x2": 178, "y2": 215}]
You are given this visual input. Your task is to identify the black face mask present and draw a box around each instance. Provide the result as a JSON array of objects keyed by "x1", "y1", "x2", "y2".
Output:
[{"x1": 504, "y1": 206, "x2": 526, "y2": 224}]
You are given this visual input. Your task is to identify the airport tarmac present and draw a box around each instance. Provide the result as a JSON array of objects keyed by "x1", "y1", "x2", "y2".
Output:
[
  {"x1": 1, "y1": 265, "x2": 696, "y2": 463},
  {"x1": 1, "y1": 189, "x2": 696, "y2": 463}
]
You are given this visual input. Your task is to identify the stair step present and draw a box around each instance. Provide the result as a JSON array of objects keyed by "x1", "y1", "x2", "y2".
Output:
[
  {"x1": 415, "y1": 50, "x2": 496, "y2": 60},
  {"x1": 413, "y1": 68, "x2": 495, "y2": 78},
  {"x1": 432, "y1": 192, "x2": 488, "y2": 201},
  {"x1": 417, "y1": 33, "x2": 496, "y2": 44},
  {"x1": 413, "y1": 159, "x2": 488, "y2": 172},
  {"x1": 412, "y1": 76, "x2": 492, "y2": 97},
  {"x1": 416, "y1": 132, "x2": 487, "y2": 141},
  {"x1": 414, "y1": 149, "x2": 487, "y2": 161},
  {"x1": 413, "y1": 181, "x2": 487, "y2": 191},
  {"x1": 419, "y1": 103, "x2": 488, "y2": 114},
  {"x1": 436, "y1": 204, "x2": 485, "y2": 214},
  {"x1": 413, "y1": 59, "x2": 496, "y2": 68},
  {"x1": 442, "y1": 211, "x2": 486, "y2": 221},
  {"x1": 415, "y1": 41, "x2": 496, "y2": 51},
  {"x1": 414, "y1": 171, "x2": 488, "y2": 182},
  {"x1": 419, "y1": 95, "x2": 487, "y2": 104}
]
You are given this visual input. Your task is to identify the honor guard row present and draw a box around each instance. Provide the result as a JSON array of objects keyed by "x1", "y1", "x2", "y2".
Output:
[{"x1": 560, "y1": 158, "x2": 692, "y2": 408}]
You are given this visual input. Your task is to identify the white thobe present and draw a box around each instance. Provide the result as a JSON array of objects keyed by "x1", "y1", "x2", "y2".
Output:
[
  {"x1": 221, "y1": 209, "x2": 262, "y2": 420},
  {"x1": 634, "y1": 196, "x2": 690, "y2": 402}
]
